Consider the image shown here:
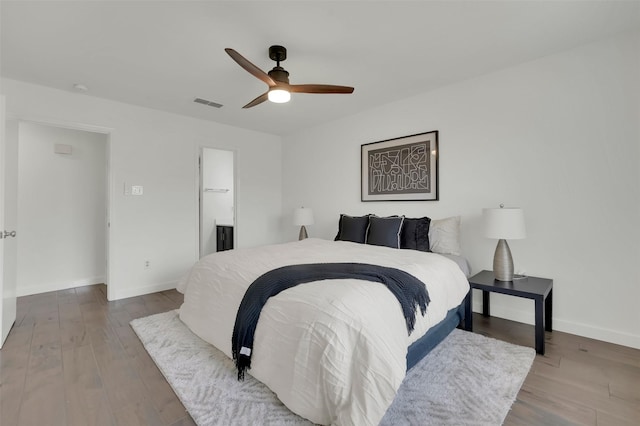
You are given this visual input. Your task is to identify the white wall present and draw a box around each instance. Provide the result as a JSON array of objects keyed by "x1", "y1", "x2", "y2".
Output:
[
  {"x1": 201, "y1": 148, "x2": 235, "y2": 256},
  {"x1": 2, "y1": 78, "x2": 283, "y2": 300},
  {"x1": 17, "y1": 122, "x2": 107, "y2": 296},
  {"x1": 282, "y1": 31, "x2": 640, "y2": 349}
]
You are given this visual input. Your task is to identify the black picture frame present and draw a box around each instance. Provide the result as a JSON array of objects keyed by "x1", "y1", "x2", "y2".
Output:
[{"x1": 361, "y1": 131, "x2": 439, "y2": 201}]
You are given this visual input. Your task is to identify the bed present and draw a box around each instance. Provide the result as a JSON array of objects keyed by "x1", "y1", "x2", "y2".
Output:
[{"x1": 177, "y1": 233, "x2": 469, "y2": 426}]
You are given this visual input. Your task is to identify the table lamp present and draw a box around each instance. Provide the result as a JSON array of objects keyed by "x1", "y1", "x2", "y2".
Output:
[
  {"x1": 483, "y1": 205, "x2": 526, "y2": 281},
  {"x1": 293, "y1": 207, "x2": 314, "y2": 240}
]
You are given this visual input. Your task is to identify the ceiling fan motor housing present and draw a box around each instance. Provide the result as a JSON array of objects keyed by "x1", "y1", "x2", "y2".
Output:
[
  {"x1": 268, "y1": 67, "x2": 290, "y2": 84},
  {"x1": 268, "y1": 46, "x2": 290, "y2": 84}
]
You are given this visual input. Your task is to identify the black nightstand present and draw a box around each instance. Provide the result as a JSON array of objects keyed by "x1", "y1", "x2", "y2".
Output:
[{"x1": 464, "y1": 270, "x2": 553, "y2": 355}]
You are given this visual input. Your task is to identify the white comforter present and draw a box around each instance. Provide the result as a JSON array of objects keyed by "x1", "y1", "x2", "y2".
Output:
[{"x1": 178, "y1": 238, "x2": 469, "y2": 426}]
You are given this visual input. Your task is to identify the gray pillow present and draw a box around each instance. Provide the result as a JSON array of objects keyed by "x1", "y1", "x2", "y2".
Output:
[{"x1": 429, "y1": 216, "x2": 462, "y2": 255}]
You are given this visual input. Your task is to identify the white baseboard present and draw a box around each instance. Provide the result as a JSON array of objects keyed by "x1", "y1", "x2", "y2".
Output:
[
  {"x1": 472, "y1": 300, "x2": 640, "y2": 350},
  {"x1": 17, "y1": 275, "x2": 106, "y2": 297},
  {"x1": 108, "y1": 280, "x2": 178, "y2": 301},
  {"x1": 16, "y1": 277, "x2": 178, "y2": 306}
]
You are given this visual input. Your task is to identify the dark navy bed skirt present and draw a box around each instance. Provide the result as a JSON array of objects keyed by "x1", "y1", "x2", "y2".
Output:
[{"x1": 406, "y1": 297, "x2": 467, "y2": 370}]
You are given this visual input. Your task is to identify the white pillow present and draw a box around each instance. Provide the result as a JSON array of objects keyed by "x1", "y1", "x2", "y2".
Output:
[{"x1": 429, "y1": 216, "x2": 462, "y2": 256}]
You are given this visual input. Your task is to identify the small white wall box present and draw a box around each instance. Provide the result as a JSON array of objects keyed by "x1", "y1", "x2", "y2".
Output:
[
  {"x1": 131, "y1": 185, "x2": 144, "y2": 195},
  {"x1": 54, "y1": 144, "x2": 73, "y2": 155}
]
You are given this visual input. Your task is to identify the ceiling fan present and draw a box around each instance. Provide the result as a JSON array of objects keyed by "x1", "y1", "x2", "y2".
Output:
[{"x1": 225, "y1": 45, "x2": 354, "y2": 108}]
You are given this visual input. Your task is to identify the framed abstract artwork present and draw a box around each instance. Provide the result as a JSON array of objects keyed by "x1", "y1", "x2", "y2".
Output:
[{"x1": 361, "y1": 131, "x2": 439, "y2": 201}]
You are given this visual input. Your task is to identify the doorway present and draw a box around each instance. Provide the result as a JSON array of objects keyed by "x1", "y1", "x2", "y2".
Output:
[
  {"x1": 16, "y1": 121, "x2": 110, "y2": 297},
  {"x1": 200, "y1": 147, "x2": 235, "y2": 258}
]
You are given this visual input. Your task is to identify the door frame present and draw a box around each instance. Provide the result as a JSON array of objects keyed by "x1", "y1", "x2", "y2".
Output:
[
  {"x1": 15, "y1": 116, "x2": 114, "y2": 299},
  {"x1": 0, "y1": 94, "x2": 12, "y2": 348}
]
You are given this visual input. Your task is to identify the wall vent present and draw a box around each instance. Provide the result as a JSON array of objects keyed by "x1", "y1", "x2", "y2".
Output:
[{"x1": 194, "y1": 98, "x2": 223, "y2": 108}]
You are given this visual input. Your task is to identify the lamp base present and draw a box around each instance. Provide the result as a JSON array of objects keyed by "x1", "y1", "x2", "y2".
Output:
[
  {"x1": 493, "y1": 239, "x2": 514, "y2": 281},
  {"x1": 298, "y1": 225, "x2": 308, "y2": 240}
]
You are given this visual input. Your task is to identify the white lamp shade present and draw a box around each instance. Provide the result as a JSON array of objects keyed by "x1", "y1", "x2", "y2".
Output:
[
  {"x1": 483, "y1": 207, "x2": 526, "y2": 240},
  {"x1": 293, "y1": 207, "x2": 314, "y2": 226}
]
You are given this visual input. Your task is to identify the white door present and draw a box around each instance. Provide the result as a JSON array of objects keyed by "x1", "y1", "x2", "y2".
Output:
[{"x1": 0, "y1": 95, "x2": 18, "y2": 348}]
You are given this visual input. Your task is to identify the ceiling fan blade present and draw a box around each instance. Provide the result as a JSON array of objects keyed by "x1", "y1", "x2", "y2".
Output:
[
  {"x1": 288, "y1": 84, "x2": 354, "y2": 94},
  {"x1": 225, "y1": 48, "x2": 276, "y2": 87},
  {"x1": 243, "y1": 92, "x2": 269, "y2": 109}
]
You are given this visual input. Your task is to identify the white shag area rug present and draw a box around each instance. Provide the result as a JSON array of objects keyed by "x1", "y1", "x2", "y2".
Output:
[{"x1": 131, "y1": 310, "x2": 535, "y2": 426}]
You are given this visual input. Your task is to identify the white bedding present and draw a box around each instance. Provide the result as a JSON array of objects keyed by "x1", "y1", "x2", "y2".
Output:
[{"x1": 178, "y1": 238, "x2": 469, "y2": 426}]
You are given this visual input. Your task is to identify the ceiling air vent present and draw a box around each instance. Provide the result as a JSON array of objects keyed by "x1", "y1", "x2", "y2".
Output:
[{"x1": 194, "y1": 98, "x2": 223, "y2": 108}]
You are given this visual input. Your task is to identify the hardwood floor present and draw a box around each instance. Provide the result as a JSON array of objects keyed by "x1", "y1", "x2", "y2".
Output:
[
  {"x1": 0, "y1": 285, "x2": 193, "y2": 426},
  {"x1": 473, "y1": 315, "x2": 640, "y2": 426},
  {"x1": 1, "y1": 285, "x2": 638, "y2": 425}
]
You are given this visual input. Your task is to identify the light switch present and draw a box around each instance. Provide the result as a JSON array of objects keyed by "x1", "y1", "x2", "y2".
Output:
[{"x1": 131, "y1": 185, "x2": 144, "y2": 196}]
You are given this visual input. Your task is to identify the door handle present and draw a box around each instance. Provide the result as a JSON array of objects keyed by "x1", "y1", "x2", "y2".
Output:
[{"x1": 2, "y1": 230, "x2": 16, "y2": 238}]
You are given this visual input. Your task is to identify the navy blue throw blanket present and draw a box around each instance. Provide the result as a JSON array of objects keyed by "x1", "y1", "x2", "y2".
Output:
[{"x1": 231, "y1": 262, "x2": 430, "y2": 380}]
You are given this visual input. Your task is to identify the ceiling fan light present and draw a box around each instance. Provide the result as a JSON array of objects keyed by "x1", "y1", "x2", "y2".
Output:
[{"x1": 268, "y1": 88, "x2": 290, "y2": 103}]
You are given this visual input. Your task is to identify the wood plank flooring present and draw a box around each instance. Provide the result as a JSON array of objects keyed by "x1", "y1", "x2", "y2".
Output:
[
  {"x1": 0, "y1": 285, "x2": 193, "y2": 426},
  {"x1": 1, "y1": 284, "x2": 638, "y2": 425},
  {"x1": 473, "y1": 315, "x2": 640, "y2": 425}
]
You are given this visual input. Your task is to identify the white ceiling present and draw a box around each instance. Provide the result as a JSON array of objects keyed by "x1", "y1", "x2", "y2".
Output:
[{"x1": 2, "y1": 1, "x2": 639, "y2": 136}]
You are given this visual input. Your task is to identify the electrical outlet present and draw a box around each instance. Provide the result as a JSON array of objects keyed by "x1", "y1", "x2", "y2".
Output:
[
  {"x1": 132, "y1": 185, "x2": 144, "y2": 196},
  {"x1": 144, "y1": 260, "x2": 150, "y2": 270}
]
